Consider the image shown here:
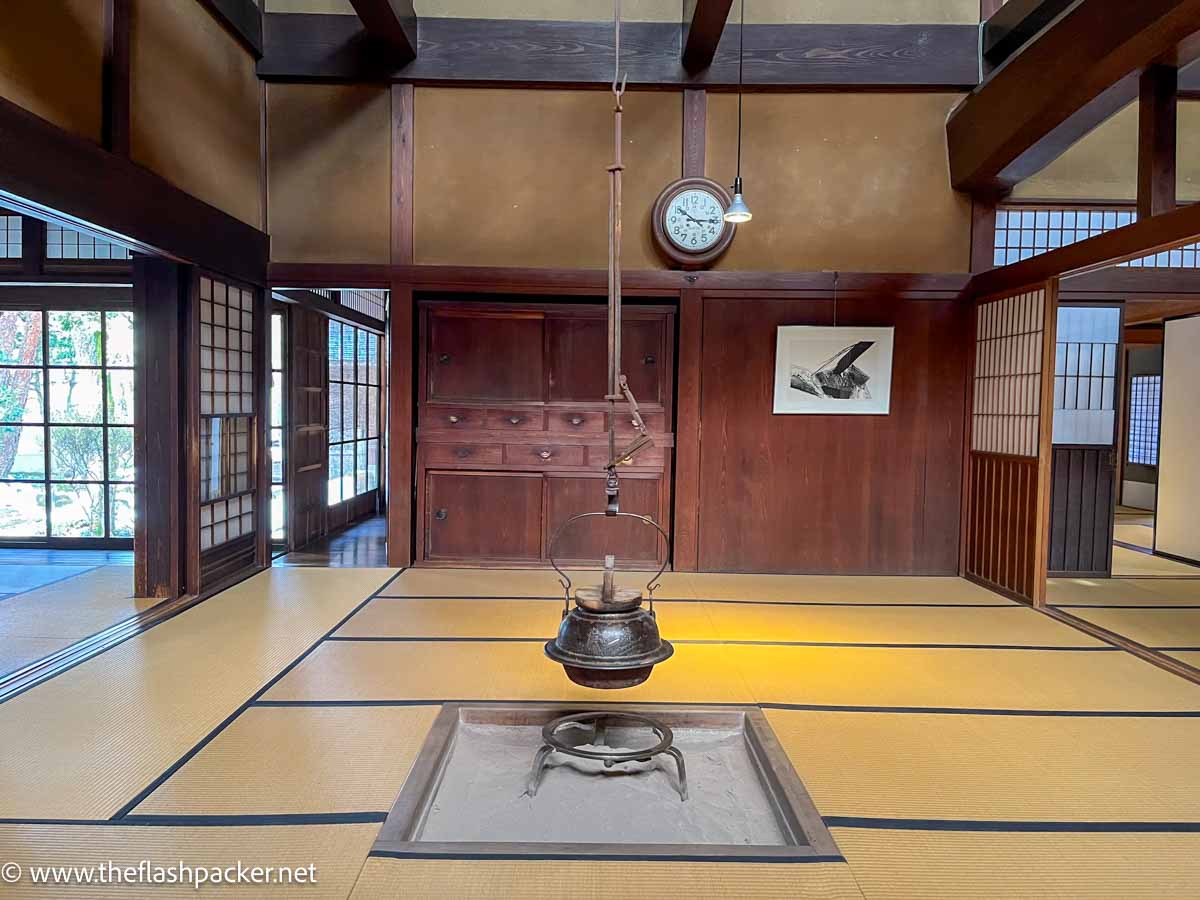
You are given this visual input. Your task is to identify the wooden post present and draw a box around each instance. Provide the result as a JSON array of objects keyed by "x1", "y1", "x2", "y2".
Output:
[
  {"x1": 1032, "y1": 277, "x2": 1059, "y2": 606},
  {"x1": 1137, "y1": 64, "x2": 1177, "y2": 221},
  {"x1": 672, "y1": 289, "x2": 704, "y2": 571},
  {"x1": 133, "y1": 258, "x2": 188, "y2": 599}
]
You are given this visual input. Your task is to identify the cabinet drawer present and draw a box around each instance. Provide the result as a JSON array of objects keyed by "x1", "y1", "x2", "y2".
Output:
[
  {"x1": 424, "y1": 407, "x2": 483, "y2": 430},
  {"x1": 548, "y1": 409, "x2": 606, "y2": 433},
  {"x1": 611, "y1": 410, "x2": 666, "y2": 436},
  {"x1": 504, "y1": 444, "x2": 585, "y2": 467},
  {"x1": 424, "y1": 443, "x2": 502, "y2": 466},
  {"x1": 485, "y1": 408, "x2": 544, "y2": 431},
  {"x1": 588, "y1": 444, "x2": 665, "y2": 468},
  {"x1": 426, "y1": 472, "x2": 542, "y2": 560}
]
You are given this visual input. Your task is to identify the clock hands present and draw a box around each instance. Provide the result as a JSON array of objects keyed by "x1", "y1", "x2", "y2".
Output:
[{"x1": 674, "y1": 206, "x2": 721, "y2": 227}]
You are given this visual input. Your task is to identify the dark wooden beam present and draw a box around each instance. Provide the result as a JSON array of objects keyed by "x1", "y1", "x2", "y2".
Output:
[
  {"x1": 348, "y1": 0, "x2": 417, "y2": 63},
  {"x1": 0, "y1": 96, "x2": 269, "y2": 286},
  {"x1": 386, "y1": 280, "x2": 414, "y2": 567},
  {"x1": 102, "y1": 0, "x2": 131, "y2": 156},
  {"x1": 196, "y1": 0, "x2": 264, "y2": 58},
  {"x1": 1138, "y1": 65, "x2": 1178, "y2": 220},
  {"x1": 683, "y1": 89, "x2": 706, "y2": 178},
  {"x1": 948, "y1": 0, "x2": 1200, "y2": 196},
  {"x1": 682, "y1": 0, "x2": 734, "y2": 74},
  {"x1": 259, "y1": 14, "x2": 978, "y2": 90},
  {"x1": 271, "y1": 288, "x2": 385, "y2": 331},
  {"x1": 982, "y1": 0, "x2": 1075, "y2": 68},
  {"x1": 971, "y1": 201, "x2": 1200, "y2": 297}
]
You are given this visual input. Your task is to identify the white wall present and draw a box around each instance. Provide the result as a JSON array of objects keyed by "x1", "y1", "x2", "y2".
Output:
[{"x1": 1157, "y1": 316, "x2": 1200, "y2": 563}]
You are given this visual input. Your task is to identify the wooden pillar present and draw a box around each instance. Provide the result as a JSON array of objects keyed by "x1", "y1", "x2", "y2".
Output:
[
  {"x1": 133, "y1": 257, "x2": 189, "y2": 599},
  {"x1": 683, "y1": 89, "x2": 706, "y2": 179},
  {"x1": 970, "y1": 201, "x2": 998, "y2": 273},
  {"x1": 1137, "y1": 64, "x2": 1177, "y2": 220},
  {"x1": 102, "y1": 0, "x2": 131, "y2": 157},
  {"x1": 672, "y1": 289, "x2": 703, "y2": 571}
]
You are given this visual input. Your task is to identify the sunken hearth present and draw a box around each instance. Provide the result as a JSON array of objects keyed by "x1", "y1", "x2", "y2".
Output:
[{"x1": 373, "y1": 704, "x2": 840, "y2": 861}]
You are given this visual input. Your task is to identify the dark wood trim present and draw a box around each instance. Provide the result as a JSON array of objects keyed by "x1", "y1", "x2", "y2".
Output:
[
  {"x1": 0, "y1": 284, "x2": 131, "y2": 306},
  {"x1": 672, "y1": 288, "x2": 702, "y2": 571},
  {"x1": 1138, "y1": 65, "x2": 1178, "y2": 221},
  {"x1": 969, "y1": 200, "x2": 997, "y2": 273},
  {"x1": 254, "y1": 282, "x2": 271, "y2": 567},
  {"x1": 981, "y1": 0, "x2": 1075, "y2": 67},
  {"x1": 1031, "y1": 277, "x2": 1059, "y2": 607},
  {"x1": 1061, "y1": 267, "x2": 1200, "y2": 299},
  {"x1": 271, "y1": 287, "x2": 386, "y2": 332},
  {"x1": 20, "y1": 217, "x2": 46, "y2": 278},
  {"x1": 979, "y1": 0, "x2": 1006, "y2": 19},
  {"x1": 948, "y1": 0, "x2": 1200, "y2": 195},
  {"x1": 102, "y1": 0, "x2": 131, "y2": 157},
  {"x1": 196, "y1": 0, "x2": 264, "y2": 58},
  {"x1": 270, "y1": 263, "x2": 970, "y2": 298},
  {"x1": 971, "y1": 201, "x2": 1200, "y2": 298},
  {"x1": 0, "y1": 97, "x2": 269, "y2": 286},
  {"x1": 682, "y1": 0, "x2": 734, "y2": 74},
  {"x1": 133, "y1": 258, "x2": 186, "y2": 600},
  {"x1": 387, "y1": 280, "x2": 414, "y2": 567},
  {"x1": 183, "y1": 270, "x2": 202, "y2": 596},
  {"x1": 682, "y1": 89, "x2": 706, "y2": 179},
  {"x1": 349, "y1": 0, "x2": 417, "y2": 63},
  {"x1": 391, "y1": 84, "x2": 415, "y2": 267},
  {"x1": 259, "y1": 15, "x2": 979, "y2": 90}
]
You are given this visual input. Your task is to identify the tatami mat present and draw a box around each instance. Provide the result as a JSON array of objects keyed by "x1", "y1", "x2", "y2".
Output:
[
  {"x1": 0, "y1": 564, "x2": 95, "y2": 594},
  {"x1": 380, "y1": 567, "x2": 690, "y2": 598},
  {"x1": 265, "y1": 639, "x2": 1200, "y2": 711},
  {"x1": 1115, "y1": 522, "x2": 1155, "y2": 550},
  {"x1": 0, "y1": 823, "x2": 377, "y2": 899},
  {"x1": 1048, "y1": 577, "x2": 1196, "y2": 607},
  {"x1": 1113, "y1": 546, "x2": 1200, "y2": 577},
  {"x1": 1166, "y1": 651, "x2": 1200, "y2": 668},
  {"x1": 0, "y1": 567, "x2": 397, "y2": 819},
  {"x1": 1124, "y1": 578, "x2": 1200, "y2": 602},
  {"x1": 833, "y1": 828, "x2": 1200, "y2": 900},
  {"x1": 350, "y1": 858, "x2": 865, "y2": 900},
  {"x1": 133, "y1": 705, "x2": 440, "y2": 816},
  {"x1": 1064, "y1": 608, "x2": 1200, "y2": 649},
  {"x1": 768, "y1": 709, "x2": 1200, "y2": 821}
]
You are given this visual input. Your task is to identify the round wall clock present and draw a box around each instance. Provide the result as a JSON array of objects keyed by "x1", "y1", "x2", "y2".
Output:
[{"x1": 650, "y1": 177, "x2": 736, "y2": 269}]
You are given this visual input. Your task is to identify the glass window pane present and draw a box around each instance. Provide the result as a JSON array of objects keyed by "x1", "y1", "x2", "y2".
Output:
[
  {"x1": 343, "y1": 444, "x2": 356, "y2": 499},
  {"x1": 108, "y1": 484, "x2": 135, "y2": 537},
  {"x1": 0, "y1": 368, "x2": 44, "y2": 423},
  {"x1": 356, "y1": 441, "x2": 368, "y2": 494},
  {"x1": 367, "y1": 388, "x2": 378, "y2": 438},
  {"x1": 271, "y1": 484, "x2": 285, "y2": 541},
  {"x1": 367, "y1": 438, "x2": 379, "y2": 490},
  {"x1": 342, "y1": 327, "x2": 356, "y2": 383},
  {"x1": 0, "y1": 482, "x2": 46, "y2": 537},
  {"x1": 368, "y1": 334, "x2": 379, "y2": 385},
  {"x1": 50, "y1": 426, "x2": 105, "y2": 480},
  {"x1": 107, "y1": 426, "x2": 134, "y2": 482},
  {"x1": 106, "y1": 369, "x2": 134, "y2": 424},
  {"x1": 356, "y1": 329, "x2": 368, "y2": 383},
  {"x1": 328, "y1": 445, "x2": 342, "y2": 506},
  {"x1": 49, "y1": 369, "x2": 103, "y2": 423},
  {"x1": 51, "y1": 483, "x2": 104, "y2": 536},
  {"x1": 0, "y1": 425, "x2": 45, "y2": 480},
  {"x1": 271, "y1": 372, "x2": 283, "y2": 428},
  {"x1": 270, "y1": 427, "x2": 283, "y2": 484},
  {"x1": 356, "y1": 385, "x2": 368, "y2": 440},
  {"x1": 271, "y1": 313, "x2": 283, "y2": 371},
  {"x1": 328, "y1": 321, "x2": 341, "y2": 382},
  {"x1": 329, "y1": 388, "x2": 342, "y2": 443},
  {"x1": 0, "y1": 310, "x2": 43, "y2": 364},
  {"x1": 105, "y1": 311, "x2": 135, "y2": 366},
  {"x1": 343, "y1": 383, "x2": 355, "y2": 438},
  {"x1": 47, "y1": 311, "x2": 101, "y2": 366}
]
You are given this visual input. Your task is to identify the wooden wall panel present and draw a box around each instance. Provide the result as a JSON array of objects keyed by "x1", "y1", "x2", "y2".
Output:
[
  {"x1": 268, "y1": 84, "x2": 392, "y2": 263},
  {"x1": 964, "y1": 453, "x2": 1041, "y2": 598},
  {"x1": 706, "y1": 93, "x2": 971, "y2": 272},
  {"x1": 413, "y1": 88, "x2": 681, "y2": 269},
  {"x1": 1048, "y1": 447, "x2": 1115, "y2": 576},
  {"x1": 0, "y1": 0, "x2": 104, "y2": 142},
  {"x1": 695, "y1": 295, "x2": 967, "y2": 575},
  {"x1": 130, "y1": 0, "x2": 262, "y2": 228}
]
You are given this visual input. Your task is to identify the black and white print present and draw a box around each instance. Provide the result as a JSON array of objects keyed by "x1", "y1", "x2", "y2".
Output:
[{"x1": 773, "y1": 326, "x2": 895, "y2": 415}]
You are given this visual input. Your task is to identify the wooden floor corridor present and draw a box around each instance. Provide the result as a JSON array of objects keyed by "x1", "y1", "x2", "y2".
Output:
[{"x1": 1, "y1": 567, "x2": 1198, "y2": 897}]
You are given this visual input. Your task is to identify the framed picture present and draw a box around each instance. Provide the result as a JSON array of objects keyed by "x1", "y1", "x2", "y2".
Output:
[{"x1": 773, "y1": 326, "x2": 895, "y2": 415}]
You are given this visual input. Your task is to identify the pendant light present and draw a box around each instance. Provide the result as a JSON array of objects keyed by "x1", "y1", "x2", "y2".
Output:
[{"x1": 724, "y1": 0, "x2": 752, "y2": 224}]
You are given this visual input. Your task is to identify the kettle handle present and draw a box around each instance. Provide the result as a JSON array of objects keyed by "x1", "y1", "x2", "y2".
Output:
[{"x1": 547, "y1": 511, "x2": 671, "y2": 613}]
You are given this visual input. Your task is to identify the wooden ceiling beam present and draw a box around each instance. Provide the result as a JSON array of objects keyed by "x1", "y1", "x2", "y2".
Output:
[
  {"x1": 347, "y1": 0, "x2": 417, "y2": 63},
  {"x1": 1138, "y1": 65, "x2": 1178, "y2": 220},
  {"x1": 948, "y1": 0, "x2": 1200, "y2": 197},
  {"x1": 682, "y1": 0, "x2": 734, "y2": 74}
]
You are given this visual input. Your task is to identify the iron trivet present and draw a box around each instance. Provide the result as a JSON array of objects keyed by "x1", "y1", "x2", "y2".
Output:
[{"x1": 526, "y1": 710, "x2": 688, "y2": 801}]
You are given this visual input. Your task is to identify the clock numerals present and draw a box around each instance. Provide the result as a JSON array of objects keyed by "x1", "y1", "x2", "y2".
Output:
[{"x1": 665, "y1": 189, "x2": 724, "y2": 253}]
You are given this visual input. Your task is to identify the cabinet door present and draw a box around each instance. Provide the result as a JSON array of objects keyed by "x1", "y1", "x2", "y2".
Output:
[
  {"x1": 546, "y1": 474, "x2": 663, "y2": 563},
  {"x1": 426, "y1": 472, "x2": 543, "y2": 560},
  {"x1": 428, "y1": 312, "x2": 545, "y2": 403},
  {"x1": 547, "y1": 317, "x2": 664, "y2": 406}
]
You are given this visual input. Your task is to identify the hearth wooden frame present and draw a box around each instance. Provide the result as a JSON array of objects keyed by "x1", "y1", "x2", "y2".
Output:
[{"x1": 372, "y1": 702, "x2": 843, "y2": 863}]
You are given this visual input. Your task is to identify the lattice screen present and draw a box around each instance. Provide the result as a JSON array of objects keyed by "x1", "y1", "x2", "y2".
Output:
[
  {"x1": 972, "y1": 288, "x2": 1047, "y2": 457},
  {"x1": 1, "y1": 216, "x2": 21, "y2": 258}
]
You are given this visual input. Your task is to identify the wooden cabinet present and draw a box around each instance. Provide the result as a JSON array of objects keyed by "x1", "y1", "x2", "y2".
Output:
[{"x1": 414, "y1": 300, "x2": 675, "y2": 568}]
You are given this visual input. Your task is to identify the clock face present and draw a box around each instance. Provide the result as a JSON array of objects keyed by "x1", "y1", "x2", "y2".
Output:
[{"x1": 663, "y1": 189, "x2": 725, "y2": 252}]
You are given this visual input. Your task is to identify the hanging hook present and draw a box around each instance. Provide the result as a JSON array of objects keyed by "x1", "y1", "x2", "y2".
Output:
[{"x1": 612, "y1": 0, "x2": 626, "y2": 101}]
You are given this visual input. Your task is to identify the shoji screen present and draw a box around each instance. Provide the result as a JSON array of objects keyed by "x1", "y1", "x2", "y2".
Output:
[
  {"x1": 1156, "y1": 315, "x2": 1200, "y2": 564},
  {"x1": 964, "y1": 283, "x2": 1057, "y2": 603}
]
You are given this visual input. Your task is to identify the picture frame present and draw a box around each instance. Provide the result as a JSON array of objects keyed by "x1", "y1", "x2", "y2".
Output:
[{"x1": 772, "y1": 326, "x2": 895, "y2": 415}]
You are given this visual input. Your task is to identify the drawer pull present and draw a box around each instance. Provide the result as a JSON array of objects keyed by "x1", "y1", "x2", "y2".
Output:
[
  {"x1": 438, "y1": 353, "x2": 451, "y2": 364},
  {"x1": 455, "y1": 447, "x2": 473, "y2": 459},
  {"x1": 448, "y1": 415, "x2": 461, "y2": 424},
  {"x1": 644, "y1": 354, "x2": 656, "y2": 365},
  {"x1": 569, "y1": 416, "x2": 584, "y2": 426},
  {"x1": 508, "y1": 416, "x2": 523, "y2": 426},
  {"x1": 434, "y1": 508, "x2": 448, "y2": 521},
  {"x1": 538, "y1": 449, "x2": 552, "y2": 460}
]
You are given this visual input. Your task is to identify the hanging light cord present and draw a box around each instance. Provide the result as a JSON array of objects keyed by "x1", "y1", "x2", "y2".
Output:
[{"x1": 736, "y1": 0, "x2": 745, "y2": 179}]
